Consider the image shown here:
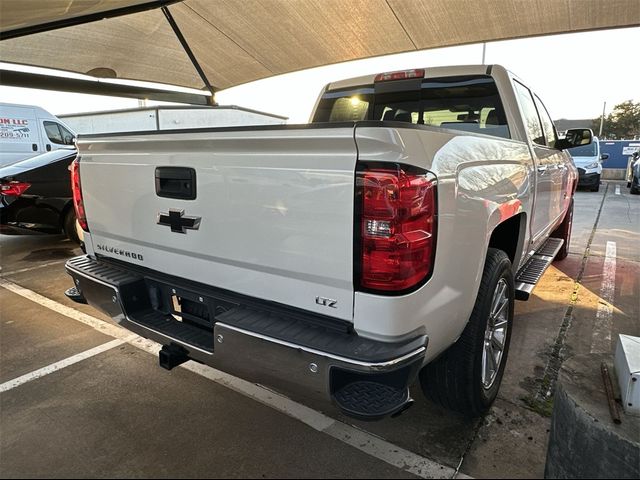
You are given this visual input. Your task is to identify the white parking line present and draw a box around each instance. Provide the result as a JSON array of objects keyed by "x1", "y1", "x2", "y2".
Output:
[
  {"x1": 0, "y1": 278, "x2": 129, "y2": 340},
  {"x1": 0, "y1": 277, "x2": 461, "y2": 479},
  {"x1": 590, "y1": 241, "x2": 616, "y2": 353},
  {"x1": 0, "y1": 338, "x2": 126, "y2": 393},
  {"x1": 615, "y1": 185, "x2": 621, "y2": 195},
  {"x1": 0, "y1": 260, "x2": 67, "y2": 277}
]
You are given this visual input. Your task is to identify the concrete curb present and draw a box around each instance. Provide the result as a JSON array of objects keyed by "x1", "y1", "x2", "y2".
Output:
[{"x1": 545, "y1": 353, "x2": 640, "y2": 478}]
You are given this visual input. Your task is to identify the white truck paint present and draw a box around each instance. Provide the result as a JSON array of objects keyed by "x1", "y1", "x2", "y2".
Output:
[
  {"x1": 0, "y1": 103, "x2": 76, "y2": 166},
  {"x1": 80, "y1": 127, "x2": 357, "y2": 321},
  {"x1": 66, "y1": 65, "x2": 587, "y2": 419}
]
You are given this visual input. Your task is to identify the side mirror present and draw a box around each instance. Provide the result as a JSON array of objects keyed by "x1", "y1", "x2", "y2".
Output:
[
  {"x1": 557, "y1": 128, "x2": 593, "y2": 150},
  {"x1": 64, "y1": 135, "x2": 75, "y2": 145},
  {"x1": 600, "y1": 153, "x2": 609, "y2": 161}
]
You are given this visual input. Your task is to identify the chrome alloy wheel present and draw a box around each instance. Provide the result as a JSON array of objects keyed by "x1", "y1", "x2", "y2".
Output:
[{"x1": 482, "y1": 278, "x2": 509, "y2": 389}]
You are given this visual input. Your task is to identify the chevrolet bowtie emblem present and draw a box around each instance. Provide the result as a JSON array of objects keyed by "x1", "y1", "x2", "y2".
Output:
[{"x1": 157, "y1": 209, "x2": 201, "y2": 234}]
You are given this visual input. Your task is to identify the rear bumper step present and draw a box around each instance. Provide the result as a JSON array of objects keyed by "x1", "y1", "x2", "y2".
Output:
[
  {"x1": 515, "y1": 237, "x2": 564, "y2": 301},
  {"x1": 333, "y1": 381, "x2": 413, "y2": 420},
  {"x1": 65, "y1": 255, "x2": 427, "y2": 420}
]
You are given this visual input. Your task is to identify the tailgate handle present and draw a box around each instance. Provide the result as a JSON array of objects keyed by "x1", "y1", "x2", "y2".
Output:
[{"x1": 155, "y1": 167, "x2": 196, "y2": 200}]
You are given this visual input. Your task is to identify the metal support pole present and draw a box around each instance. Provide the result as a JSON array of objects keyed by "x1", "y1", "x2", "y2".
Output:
[
  {"x1": 599, "y1": 101, "x2": 606, "y2": 138},
  {"x1": 162, "y1": 6, "x2": 217, "y2": 105},
  {"x1": 482, "y1": 43, "x2": 487, "y2": 65}
]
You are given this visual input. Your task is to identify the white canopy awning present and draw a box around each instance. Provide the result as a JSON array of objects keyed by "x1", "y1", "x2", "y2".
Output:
[{"x1": 1, "y1": 0, "x2": 639, "y2": 95}]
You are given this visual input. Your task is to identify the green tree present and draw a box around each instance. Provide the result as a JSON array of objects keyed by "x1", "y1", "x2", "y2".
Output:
[{"x1": 592, "y1": 100, "x2": 640, "y2": 139}]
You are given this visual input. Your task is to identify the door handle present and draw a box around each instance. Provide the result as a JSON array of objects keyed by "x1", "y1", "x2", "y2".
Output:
[
  {"x1": 155, "y1": 167, "x2": 196, "y2": 200},
  {"x1": 46, "y1": 144, "x2": 51, "y2": 152},
  {"x1": 32, "y1": 143, "x2": 38, "y2": 151}
]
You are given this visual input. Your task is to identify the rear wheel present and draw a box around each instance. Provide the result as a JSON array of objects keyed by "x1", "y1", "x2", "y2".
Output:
[
  {"x1": 419, "y1": 248, "x2": 514, "y2": 416},
  {"x1": 631, "y1": 176, "x2": 640, "y2": 195},
  {"x1": 550, "y1": 198, "x2": 574, "y2": 261},
  {"x1": 63, "y1": 208, "x2": 81, "y2": 244}
]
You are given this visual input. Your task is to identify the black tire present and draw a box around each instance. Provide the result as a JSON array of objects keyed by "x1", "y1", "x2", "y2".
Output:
[
  {"x1": 63, "y1": 208, "x2": 81, "y2": 244},
  {"x1": 550, "y1": 198, "x2": 574, "y2": 261},
  {"x1": 419, "y1": 248, "x2": 514, "y2": 417},
  {"x1": 590, "y1": 178, "x2": 600, "y2": 192},
  {"x1": 631, "y1": 177, "x2": 640, "y2": 195}
]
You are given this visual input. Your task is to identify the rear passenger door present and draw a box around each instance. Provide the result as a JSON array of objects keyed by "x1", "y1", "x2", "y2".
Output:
[
  {"x1": 513, "y1": 81, "x2": 554, "y2": 241},
  {"x1": 533, "y1": 95, "x2": 569, "y2": 225}
]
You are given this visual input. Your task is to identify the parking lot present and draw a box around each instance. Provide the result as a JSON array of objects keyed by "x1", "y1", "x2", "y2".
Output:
[{"x1": 1, "y1": 182, "x2": 638, "y2": 479}]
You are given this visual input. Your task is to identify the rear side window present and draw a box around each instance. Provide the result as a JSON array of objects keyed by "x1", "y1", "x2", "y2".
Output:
[
  {"x1": 513, "y1": 81, "x2": 545, "y2": 146},
  {"x1": 313, "y1": 76, "x2": 510, "y2": 139},
  {"x1": 533, "y1": 95, "x2": 558, "y2": 149},
  {"x1": 313, "y1": 88, "x2": 373, "y2": 123}
]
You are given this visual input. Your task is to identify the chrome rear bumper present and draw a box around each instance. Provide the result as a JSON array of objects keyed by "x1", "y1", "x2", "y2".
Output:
[{"x1": 65, "y1": 255, "x2": 427, "y2": 420}]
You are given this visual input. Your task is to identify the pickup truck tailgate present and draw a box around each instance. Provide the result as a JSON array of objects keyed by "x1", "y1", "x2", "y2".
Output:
[{"x1": 78, "y1": 126, "x2": 357, "y2": 321}]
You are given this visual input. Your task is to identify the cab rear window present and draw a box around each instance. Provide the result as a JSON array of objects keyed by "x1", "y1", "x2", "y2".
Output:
[{"x1": 313, "y1": 76, "x2": 510, "y2": 140}]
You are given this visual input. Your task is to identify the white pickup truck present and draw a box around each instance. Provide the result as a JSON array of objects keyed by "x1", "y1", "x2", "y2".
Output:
[{"x1": 65, "y1": 65, "x2": 592, "y2": 420}]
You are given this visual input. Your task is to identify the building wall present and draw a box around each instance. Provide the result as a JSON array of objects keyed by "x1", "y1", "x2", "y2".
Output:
[
  {"x1": 61, "y1": 106, "x2": 287, "y2": 135},
  {"x1": 600, "y1": 140, "x2": 640, "y2": 169}
]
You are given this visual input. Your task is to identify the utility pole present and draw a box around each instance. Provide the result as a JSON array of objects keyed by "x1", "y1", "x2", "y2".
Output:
[
  {"x1": 599, "y1": 101, "x2": 606, "y2": 138},
  {"x1": 482, "y1": 43, "x2": 487, "y2": 65}
]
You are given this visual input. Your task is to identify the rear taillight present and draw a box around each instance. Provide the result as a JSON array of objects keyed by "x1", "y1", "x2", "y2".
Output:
[
  {"x1": 357, "y1": 164, "x2": 436, "y2": 293},
  {"x1": 0, "y1": 181, "x2": 30, "y2": 196},
  {"x1": 374, "y1": 69, "x2": 425, "y2": 82},
  {"x1": 70, "y1": 158, "x2": 88, "y2": 231}
]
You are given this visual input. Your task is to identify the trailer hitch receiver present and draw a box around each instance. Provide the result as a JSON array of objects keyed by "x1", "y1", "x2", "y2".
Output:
[{"x1": 159, "y1": 344, "x2": 189, "y2": 370}]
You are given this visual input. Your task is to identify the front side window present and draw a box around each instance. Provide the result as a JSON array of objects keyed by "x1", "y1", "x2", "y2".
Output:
[
  {"x1": 59, "y1": 124, "x2": 75, "y2": 145},
  {"x1": 44, "y1": 121, "x2": 64, "y2": 144},
  {"x1": 534, "y1": 95, "x2": 558, "y2": 149},
  {"x1": 513, "y1": 81, "x2": 545, "y2": 146}
]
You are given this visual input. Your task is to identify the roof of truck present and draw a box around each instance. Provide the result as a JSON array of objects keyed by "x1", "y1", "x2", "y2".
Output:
[{"x1": 325, "y1": 65, "x2": 507, "y2": 91}]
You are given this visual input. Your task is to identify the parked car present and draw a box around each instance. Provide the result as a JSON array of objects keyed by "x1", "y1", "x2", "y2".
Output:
[
  {"x1": 567, "y1": 136, "x2": 608, "y2": 192},
  {"x1": 0, "y1": 149, "x2": 81, "y2": 243},
  {"x1": 629, "y1": 151, "x2": 640, "y2": 194},
  {"x1": 0, "y1": 103, "x2": 76, "y2": 167},
  {"x1": 64, "y1": 65, "x2": 589, "y2": 420}
]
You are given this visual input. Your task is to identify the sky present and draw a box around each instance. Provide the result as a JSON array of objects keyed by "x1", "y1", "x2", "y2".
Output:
[{"x1": 1, "y1": 26, "x2": 639, "y2": 123}]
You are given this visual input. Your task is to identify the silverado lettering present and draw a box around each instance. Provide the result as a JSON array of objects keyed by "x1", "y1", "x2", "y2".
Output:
[{"x1": 96, "y1": 244, "x2": 143, "y2": 261}]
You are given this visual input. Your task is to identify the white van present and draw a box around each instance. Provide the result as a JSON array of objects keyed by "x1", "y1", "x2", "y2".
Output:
[
  {"x1": 0, "y1": 103, "x2": 76, "y2": 167},
  {"x1": 567, "y1": 136, "x2": 608, "y2": 192}
]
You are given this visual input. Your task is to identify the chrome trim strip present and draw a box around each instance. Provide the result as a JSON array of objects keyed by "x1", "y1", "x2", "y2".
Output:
[
  {"x1": 67, "y1": 260, "x2": 427, "y2": 369},
  {"x1": 515, "y1": 282, "x2": 535, "y2": 293},
  {"x1": 217, "y1": 322, "x2": 426, "y2": 370}
]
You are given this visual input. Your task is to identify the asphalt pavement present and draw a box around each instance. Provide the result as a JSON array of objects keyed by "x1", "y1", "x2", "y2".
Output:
[{"x1": 1, "y1": 182, "x2": 638, "y2": 479}]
